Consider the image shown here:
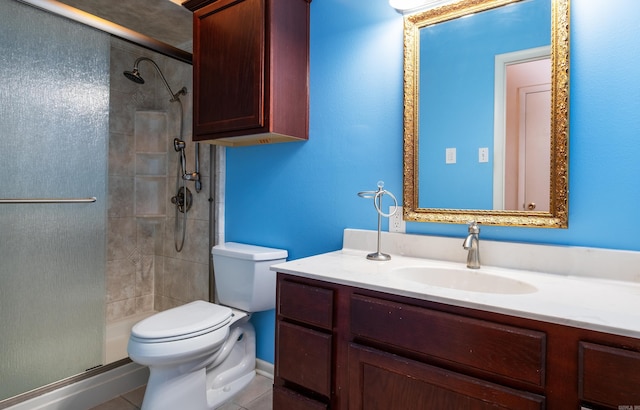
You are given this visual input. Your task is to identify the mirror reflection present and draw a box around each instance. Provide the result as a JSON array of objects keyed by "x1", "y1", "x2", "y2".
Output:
[
  {"x1": 403, "y1": 0, "x2": 569, "y2": 227},
  {"x1": 418, "y1": 0, "x2": 550, "y2": 210}
]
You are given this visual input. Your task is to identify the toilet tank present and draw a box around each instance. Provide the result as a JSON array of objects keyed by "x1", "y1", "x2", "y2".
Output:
[{"x1": 211, "y1": 242, "x2": 287, "y2": 312}]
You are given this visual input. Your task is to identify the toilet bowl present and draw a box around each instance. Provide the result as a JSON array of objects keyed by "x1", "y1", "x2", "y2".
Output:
[{"x1": 127, "y1": 242, "x2": 287, "y2": 410}]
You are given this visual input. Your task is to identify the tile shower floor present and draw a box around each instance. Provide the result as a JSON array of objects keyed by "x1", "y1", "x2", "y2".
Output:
[{"x1": 90, "y1": 374, "x2": 273, "y2": 410}]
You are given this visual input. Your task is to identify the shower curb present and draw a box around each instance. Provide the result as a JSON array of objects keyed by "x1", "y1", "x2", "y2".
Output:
[
  {"x1": 4, "y1": 359, "x2": 273, "y2": 409},
  {"x1": 3, "y1": 362, "x2": 149, "y2": 410}
]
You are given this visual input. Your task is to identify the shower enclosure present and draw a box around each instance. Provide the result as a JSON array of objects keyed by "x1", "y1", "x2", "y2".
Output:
[
  {"x1": 0, "y1": 0, "x2": 109, "y2": 401},
  {"x1": 1, "y1": 0, "x2": 209, "y2": 404}
]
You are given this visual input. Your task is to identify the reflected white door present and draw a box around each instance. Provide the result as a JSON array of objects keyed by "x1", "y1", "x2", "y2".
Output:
[
  {"x1": 495, "y1": 49, "x2": 550, "y2": 211},
  {"x1": 518, "y1": 84, "x2": 551, "y2": 212}
]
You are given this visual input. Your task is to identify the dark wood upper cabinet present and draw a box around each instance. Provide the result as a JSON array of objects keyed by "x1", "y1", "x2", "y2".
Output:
[{"x1": 185, "y1": 0, "x2": 310, "y2": 146}]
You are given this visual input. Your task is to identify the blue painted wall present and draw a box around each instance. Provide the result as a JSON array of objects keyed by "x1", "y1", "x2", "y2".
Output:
[{"x1": 226, "y1": 0, "x2": 640, "y2": 363}]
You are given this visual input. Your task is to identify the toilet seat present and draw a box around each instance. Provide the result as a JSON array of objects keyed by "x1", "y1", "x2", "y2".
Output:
[{"x1": 131, "y1": 301, "x2": 232, "y2": 343}]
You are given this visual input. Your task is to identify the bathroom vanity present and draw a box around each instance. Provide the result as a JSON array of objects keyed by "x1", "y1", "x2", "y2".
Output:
[{"x1": 272, "y1": 230, "x2": 640, "y2": 409}]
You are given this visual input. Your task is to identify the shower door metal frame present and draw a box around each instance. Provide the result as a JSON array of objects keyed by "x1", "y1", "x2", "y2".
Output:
[
  {"x1": 16, "y1": 0, "x2": 192, "y2": 64},
  {"x1": 0, "y1": 197, "x2": 96, "y2": 204}
]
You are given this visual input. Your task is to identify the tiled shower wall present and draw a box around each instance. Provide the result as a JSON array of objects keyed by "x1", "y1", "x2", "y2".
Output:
[{"x1": 107, "y1": 37, "x2": 212, "y2": 323}]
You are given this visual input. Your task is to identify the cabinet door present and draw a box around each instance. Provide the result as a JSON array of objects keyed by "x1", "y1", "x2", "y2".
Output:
[
  {"x1": 348, "y1": 344, "x2": 545, "y2": 410},
  {"x1": 193, "y1": 0, "x2": 265, "y2": 136},
  {"x1": 276, "y1": 321, "x2": 332, "y2": 397},
  {"x1": 579, "y1": 342, "x2": 640, "y2": 409}
]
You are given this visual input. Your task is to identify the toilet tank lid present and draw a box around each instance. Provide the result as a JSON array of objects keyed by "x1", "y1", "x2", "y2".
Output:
[{"x1": 212, "y1": 242, "x2": 288, "y2": 261}]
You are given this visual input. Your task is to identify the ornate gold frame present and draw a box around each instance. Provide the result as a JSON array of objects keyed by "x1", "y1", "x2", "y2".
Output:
[{"x1": 402, "y1": 0, "x2": 570, "y2": 228}]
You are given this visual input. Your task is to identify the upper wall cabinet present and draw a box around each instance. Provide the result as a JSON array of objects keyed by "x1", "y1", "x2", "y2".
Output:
[{"x1": 185, "y1": 0, "x2": 311, "y2": 147}]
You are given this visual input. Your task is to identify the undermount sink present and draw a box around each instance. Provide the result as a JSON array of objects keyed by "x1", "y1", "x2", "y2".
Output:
[{"x1": 392, "y1": 266, "x2": 537, "y2": 295}]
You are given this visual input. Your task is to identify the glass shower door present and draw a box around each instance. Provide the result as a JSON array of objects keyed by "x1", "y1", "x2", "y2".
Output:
[{"x1": 0, "y1": 0, "x2": 109, "y2": 401}]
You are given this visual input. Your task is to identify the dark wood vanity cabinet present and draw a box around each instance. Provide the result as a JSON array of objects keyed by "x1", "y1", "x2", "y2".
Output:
[
  {"x1": 274, "y1": 273, "x2": 640, "y2": 409},
  {"x1": 185, "y1": 0, "x2": 310, "y2": 146},
  {"x1": 274, "y1": 278, "x2": 335, "y2": 409}
]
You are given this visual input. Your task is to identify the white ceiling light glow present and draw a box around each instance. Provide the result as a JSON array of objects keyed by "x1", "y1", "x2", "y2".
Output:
[{"x1": 388, "y1": 0, "x2": 456, "y2": 14}]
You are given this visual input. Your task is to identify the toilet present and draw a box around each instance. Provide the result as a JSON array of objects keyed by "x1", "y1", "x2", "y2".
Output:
[{"x1": 127, "y1": 242, "x2": 287, "y2": 410}]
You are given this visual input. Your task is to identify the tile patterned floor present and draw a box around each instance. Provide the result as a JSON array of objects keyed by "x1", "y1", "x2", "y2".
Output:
[{"x1": 90, "y1": 374, "x2": 273, "y2": 410}]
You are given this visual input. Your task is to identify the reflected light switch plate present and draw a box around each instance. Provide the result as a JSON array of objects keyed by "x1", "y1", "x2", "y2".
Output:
[
  {"x1": 479, "y1": 147, "x2": 489, "y2": 163},
  {"x1": 446, "y1": 148, "x2": 456, "y2": 164}
]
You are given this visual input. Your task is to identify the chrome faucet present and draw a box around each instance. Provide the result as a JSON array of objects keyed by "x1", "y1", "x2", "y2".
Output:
[{"x1": 462, "y1": 221, "x2": 481, "y2": 269}]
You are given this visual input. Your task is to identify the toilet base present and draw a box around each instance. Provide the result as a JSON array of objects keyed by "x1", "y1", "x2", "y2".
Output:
[
  {"x1": 206, "y1": 370, "x2": 255, "y2": 409},
  {"x1": 140, "y1": 321, "x2": 257, "y2": 410}
]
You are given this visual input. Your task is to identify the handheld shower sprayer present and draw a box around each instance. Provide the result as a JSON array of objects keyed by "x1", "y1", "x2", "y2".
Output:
[
  {"x1": 174, "y1": 138, "x2": 187, "y2": 175},
  {"x1": 174, "y1": 138, "x2": 201, "y2": 192}
]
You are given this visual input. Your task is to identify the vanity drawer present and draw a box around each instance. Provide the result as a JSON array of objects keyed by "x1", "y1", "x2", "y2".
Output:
[
  {"x1": 276, "y1": 321, "x2": 332, "y2": 397},
  {"x1": 278, "y1": 277, "x2": 333, "y2": 329},
  {"x1": 579, "y1": 342, "x2": 640, "y2": 407},
  {"x1": 350, "y1": 294, "x2": 546, "y2": 387}
]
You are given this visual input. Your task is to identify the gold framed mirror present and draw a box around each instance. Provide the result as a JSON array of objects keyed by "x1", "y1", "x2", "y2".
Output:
[{"x1": 402, "y1": 0, "x2": 569, "y2": 227}]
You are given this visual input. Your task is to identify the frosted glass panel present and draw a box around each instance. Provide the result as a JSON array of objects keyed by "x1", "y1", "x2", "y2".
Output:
[{"x1": 0, "y1": 1, "x2": 109, "y2": 401}]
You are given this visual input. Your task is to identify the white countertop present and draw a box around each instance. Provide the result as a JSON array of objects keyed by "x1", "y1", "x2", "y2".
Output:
[{"x1": 271, "y1": 230, "x2": 640, "y2": 339}]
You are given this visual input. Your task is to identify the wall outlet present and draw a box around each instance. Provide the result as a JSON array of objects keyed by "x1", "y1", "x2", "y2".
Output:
[{"x1": 389, "y1": 206, "x2": 405, "y2": 233}]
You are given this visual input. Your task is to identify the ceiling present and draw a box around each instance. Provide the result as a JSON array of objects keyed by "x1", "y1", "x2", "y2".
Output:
[{"x1": 56, "y1": 0, "x2": 193, "y2": 52}]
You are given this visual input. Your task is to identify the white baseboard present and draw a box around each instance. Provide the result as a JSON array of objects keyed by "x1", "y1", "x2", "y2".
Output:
[
  {"x1": 255, "y1": 359, "x2": 274, "y2": 380},
  {"x1": 6, "y1": 362, "x2": 149, "y2": 410}
]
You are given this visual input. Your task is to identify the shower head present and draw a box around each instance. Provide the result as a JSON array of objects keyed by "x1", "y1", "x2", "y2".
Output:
[
  {"x1": 123, "y1": 68, "x2": 144, "y2": 84},
  {"x1": 123, "y1": 57, "x2": 186, "y2": 102}
]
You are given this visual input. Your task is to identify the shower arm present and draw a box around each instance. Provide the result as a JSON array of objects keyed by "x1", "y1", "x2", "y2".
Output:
[{"x1": 133, "y1": 57, "x2": 186, "y2": 102}]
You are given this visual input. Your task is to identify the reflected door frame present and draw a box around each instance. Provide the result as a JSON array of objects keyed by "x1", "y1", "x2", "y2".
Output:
[{"x1": 493, "y1": 46, "x2": 550, "y2": 210}]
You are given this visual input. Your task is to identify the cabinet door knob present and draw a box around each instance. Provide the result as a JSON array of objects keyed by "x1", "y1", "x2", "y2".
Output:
[{"x1": 527, "y1": 202, "x2": 536, "y2": 210}]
